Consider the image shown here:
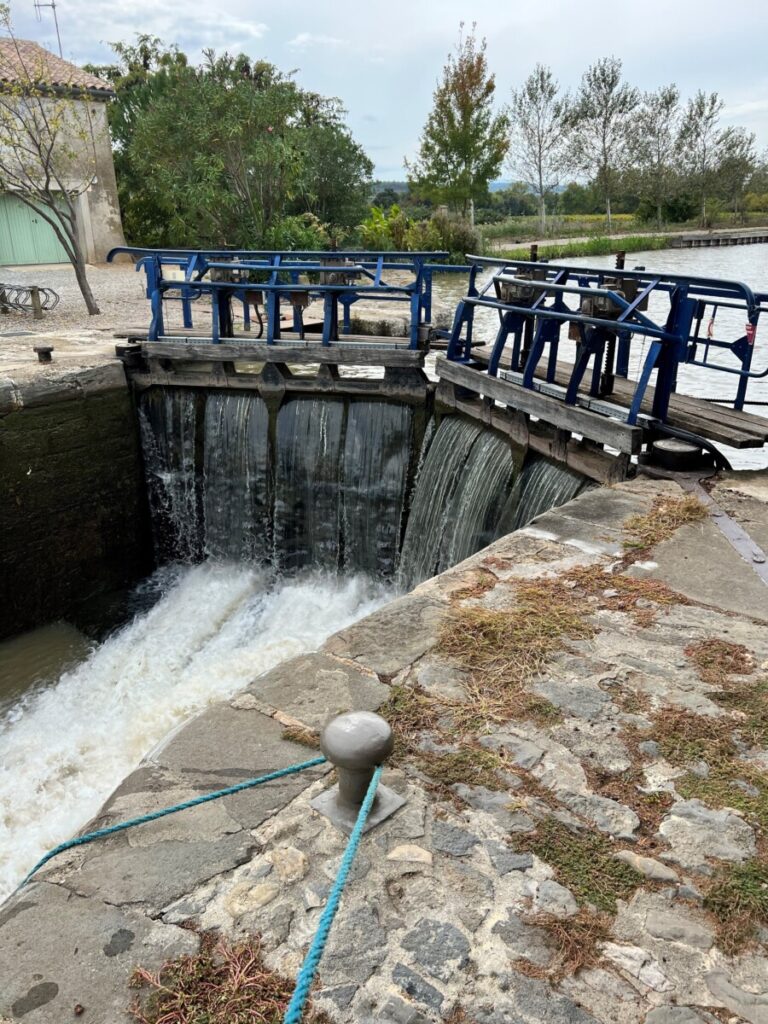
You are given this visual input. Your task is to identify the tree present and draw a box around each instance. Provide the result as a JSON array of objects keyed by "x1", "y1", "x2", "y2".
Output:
[
  {"x1": 406, "y1": 23, "x2": 509, "y2": 224},
  {"x1": 678, "y1": 91, "x2": 727, "y2": 227},
  {"x1": 507, "y1": 64, "x2": 570, "y2": 232},
  {"x1": 569, "y1": 56, "x2": 639, "y2": 229},
  {"x1": 91, "y1": 40, "x2": 372, "y2": 248},
  {"x1": 0, "y1": 6, "x2": 100, "y2": 312},
  {"x1": 629, "y1": 85, "x2": 682, "y2": 229},
  {"x1": 715, "y1": 126, "x2": 757, "y2": 220},
  {"x1": 292, "y1": 109, "x2": 374, "y2": 233}
]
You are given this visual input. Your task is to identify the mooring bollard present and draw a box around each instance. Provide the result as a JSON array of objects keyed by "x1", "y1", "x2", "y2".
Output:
[
  {"x1": 30, "y1": 286, "x2": 44, "y2": 320},
  {"x1": 310, "y1": 711, "x2": 406, "y2": 834},
  {"x1": 33, "y1": 345, "x2": 53, "y2": 364}
]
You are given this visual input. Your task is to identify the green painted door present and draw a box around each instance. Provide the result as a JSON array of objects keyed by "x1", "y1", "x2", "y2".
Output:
[{"x1": 0, "y1": 193, "x2": 68, "y2": 265}]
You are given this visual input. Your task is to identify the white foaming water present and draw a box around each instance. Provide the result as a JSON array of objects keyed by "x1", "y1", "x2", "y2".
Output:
[{"x1": 0, "y1": 564, "x2": 390, "y2": 901}]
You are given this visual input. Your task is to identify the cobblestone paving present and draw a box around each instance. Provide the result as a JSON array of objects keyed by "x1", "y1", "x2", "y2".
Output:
[{"x1": 2, "y1": 477, "x2": 768, "y2": 1024}]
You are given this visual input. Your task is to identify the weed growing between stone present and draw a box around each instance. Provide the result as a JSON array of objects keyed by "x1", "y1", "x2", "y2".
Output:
[
  {"x1": 440, "y1": 578, "x2": 596, "y2": 693},
  {"x1": 647, "y1": 676, "x2": 768, "y2": 833},
  {"x1": 703, "y1": 860, "x2": 768, "y2": 954},
  {"x1": 415, "y1": 747, "x2": 510, "y2": 790},
  {"x1": 517, "y1": 909, "x2": 613, "y2": 981},
  {"x1": 685, "y1": 638, "x2": 756, "y2": 686},
  {"x1": 583, "y1": 764, "x2": 674, "y2": 835},
  {"x1": 623, "y1": 494, "x2": 708, "y2": 553},
  {"x1": 513, "y1": 818, "x2": 642, "y2": 912},
  {"x1": 130, "y1": 932, "x2": 330, "y2": 1024}
]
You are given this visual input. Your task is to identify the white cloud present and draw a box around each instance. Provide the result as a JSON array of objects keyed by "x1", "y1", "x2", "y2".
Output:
[{"x1": 287, "y1": 32, "x2": 348, "y2": 51}]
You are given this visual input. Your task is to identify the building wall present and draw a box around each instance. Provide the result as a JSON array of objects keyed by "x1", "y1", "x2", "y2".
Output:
[
  {"x1": 0, "y1": 93, "x2": 126, "y2": 263},
  {"x1": 77, "y1": 99, "x2": 126, "y2": 262}
]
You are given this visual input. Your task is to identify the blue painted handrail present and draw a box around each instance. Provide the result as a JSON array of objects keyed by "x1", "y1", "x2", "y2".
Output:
[
  {"x1": 446, "y1": 256, "x2": 766, "y2": 420},
  {"x1": 108, "y1": 247, "x2": 469, "y2": 350}
]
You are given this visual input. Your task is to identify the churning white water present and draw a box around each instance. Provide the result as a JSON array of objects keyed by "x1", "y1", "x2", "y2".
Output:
[{"x1": 0, "y1": 563, "x2": 389, "y2": 901}]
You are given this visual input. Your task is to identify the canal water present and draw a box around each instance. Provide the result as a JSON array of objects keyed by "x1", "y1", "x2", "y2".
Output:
[
  {"x1": 0, "y1": 567, "x2": 389, "y2": 900},
  {"x1": 430, "y1": 243, "x2": 768, "y2": 470}
]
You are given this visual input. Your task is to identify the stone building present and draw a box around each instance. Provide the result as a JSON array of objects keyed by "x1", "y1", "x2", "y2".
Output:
[{"x1": 0, "y1": 38, "x2": 126, "y2": 265}]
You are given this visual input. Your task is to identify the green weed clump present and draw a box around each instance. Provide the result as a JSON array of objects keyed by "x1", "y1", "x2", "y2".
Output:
[
  {"x1": 415, "y1": 747, "x2": 509, "y2": 791},
  {"x1": 514, "y1": 818, "x2": 642, "y2": 912},
  {"x1": 703, "y1": 860, "x2": 768, "y2": 954},
  {"x1": 651, "y1": 697, "x2": 768, "y2": 831}
]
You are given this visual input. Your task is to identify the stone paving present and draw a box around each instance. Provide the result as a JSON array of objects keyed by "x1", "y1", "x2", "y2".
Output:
[{"x1": 2, "y1": 475, "x2": 768, "y2": 1024}]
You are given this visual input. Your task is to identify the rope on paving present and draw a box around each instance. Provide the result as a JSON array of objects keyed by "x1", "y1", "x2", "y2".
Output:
[{"x1": 20, "y1": 756, "x2": 327, "y2": 887}]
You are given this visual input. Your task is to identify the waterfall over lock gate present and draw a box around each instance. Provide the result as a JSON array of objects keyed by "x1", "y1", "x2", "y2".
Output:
[{"x1": 138, "y1": 389, "x2": 590, "y2": 584}]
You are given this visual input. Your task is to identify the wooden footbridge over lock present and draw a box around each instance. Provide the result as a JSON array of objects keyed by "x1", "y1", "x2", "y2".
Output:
[{"x1": 108, "y1": 246, "x2": 768, "y2": 483}]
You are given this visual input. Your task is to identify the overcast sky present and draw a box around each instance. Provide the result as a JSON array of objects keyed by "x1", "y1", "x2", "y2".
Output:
[{"x1": 10, "y1": 0, "x2": 768, "y2": 179}]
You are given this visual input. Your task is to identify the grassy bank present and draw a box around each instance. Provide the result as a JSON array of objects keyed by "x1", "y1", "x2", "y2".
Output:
[
  {"x1": 481, "y1": 211, "x2": 768, "y2": 244},
  {"x1": 496, "y1": 234, "x2": 673, "y2": 261}
]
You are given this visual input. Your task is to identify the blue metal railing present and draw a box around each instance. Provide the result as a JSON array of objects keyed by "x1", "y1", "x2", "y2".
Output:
[
  {"x1": 107, "y1": 247, "x2": 470, "y2": 350},
  {"x1": 445, "y1": 255, "x2": 768, "y2": 422}
]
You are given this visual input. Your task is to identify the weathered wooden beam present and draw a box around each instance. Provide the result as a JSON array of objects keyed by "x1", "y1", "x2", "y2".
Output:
[
  {"x1": 436, "y1": 356, "x2": 642, "y2": 454},
  {"x1": 142, "y1": 341, "x2": 424, "y2": 367},
  {"x1": 127, "y1": 369, "x2": 431, "y2": 403},
  {"x1": 436, "y1": 384, "x2": 630, "y2": 483}
]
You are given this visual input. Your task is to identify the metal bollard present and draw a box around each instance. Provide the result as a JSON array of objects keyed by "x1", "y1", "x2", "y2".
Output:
[
  {"x1": 310, "y1": 711, "x2": 406, "y2": 834},
  {"x1": 30, "y1": 286, "x2": 44, "y2": 320},
  {"x1": 33, "y1": 345, "x2": 53, "y2": 364}
]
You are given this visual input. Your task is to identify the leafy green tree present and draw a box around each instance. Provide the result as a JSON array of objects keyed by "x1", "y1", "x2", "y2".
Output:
[
  {"x1": 677, "y1": 91, "x2": 738, "y2": 227},
  {"x1": 89, "y1": 40, "x2": 372, "y2": 248},
  {"x1": 628, "y1": 85, "x2": 682, "y2": 229},
  {"x1": 569, "y1": 56, "x2": 639, "y2": 229},
  {"x1": 292, "y1": 113, "x2": 373, "y2": 235},
  {"x1": 406, "y1": 24, "x2": 509, "y2": 224},
  {"x1": 715, "y1": 127, "x2": 757, "y2": 220},
  {"x1": 508, "y1": 64, "x2": 571, "y2": 232}
]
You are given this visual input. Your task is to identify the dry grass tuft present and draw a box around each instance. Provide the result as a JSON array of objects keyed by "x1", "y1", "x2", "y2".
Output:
[
  {"x1": 441, "y1": 579, "x2": 595, "y2": 694},
  {"x1": 130, "y1": 932, "x2": 330, "y2": 1024},
  {"x1": 685, "y1": 638, "x2": 756, "y2": 686},
  {"x1": 450, "y1": 569, "x2": 499, "y2": 601},
  {"x1": 517, "y1": 909, "x2": 613, "y2": 981},
  {"x1": 623, "y1": 494, "x2": 708, "y2": 553},
  {"x1": 281, "y1": 725, "x2": 321, "y2": 749}
]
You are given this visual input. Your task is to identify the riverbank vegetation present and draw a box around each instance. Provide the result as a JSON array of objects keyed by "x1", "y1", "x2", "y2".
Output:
[{"x1": 87, "y1": 27, "x2": 768, "y2": 258}]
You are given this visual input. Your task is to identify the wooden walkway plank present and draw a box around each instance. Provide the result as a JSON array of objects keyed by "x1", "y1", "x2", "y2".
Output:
[
  {"x1": 436, "y1": 356, "x2": 642, "y2": 454},
  {"x1": 470, "y1": 345, "x2": 768, "y2": 449}
]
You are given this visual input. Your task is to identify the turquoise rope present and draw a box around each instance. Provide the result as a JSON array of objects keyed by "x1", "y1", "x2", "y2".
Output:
[
  {"x1": 283, "y1": 764, "x2": 383, "y2": 1024},
  {"x1": 21, "y1": 756, "x2": 326, "y2": 887}
]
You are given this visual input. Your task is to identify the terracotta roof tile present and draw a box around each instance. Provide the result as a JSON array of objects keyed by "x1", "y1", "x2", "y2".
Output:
[{"x1": 0, "y1": 38, "x2": 112, "y2": 95}]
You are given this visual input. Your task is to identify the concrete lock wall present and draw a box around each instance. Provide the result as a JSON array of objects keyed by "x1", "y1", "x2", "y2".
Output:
[{"x1": 0, "y1": 363, "x2": 152, "y2": 641}]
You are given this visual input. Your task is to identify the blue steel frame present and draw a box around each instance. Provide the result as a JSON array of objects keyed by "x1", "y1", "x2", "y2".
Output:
[
  {"x1": 446, "y1": 255, "x2": 768, "y2": 423},
  {"x1": 107, "y1": 248, "x2": 470, "y2": 350}
]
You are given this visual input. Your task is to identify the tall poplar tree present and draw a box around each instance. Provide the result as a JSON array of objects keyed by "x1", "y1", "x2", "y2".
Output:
[
  {"x1": 569, "y1": 56, "x2": 639, "y2": 229},
  {"x1": 508, "y1": 64, "x2": 571, "y2": 233},
  {"x1": 406, "y1": 24, "x2": 509, "y2": 224}
]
